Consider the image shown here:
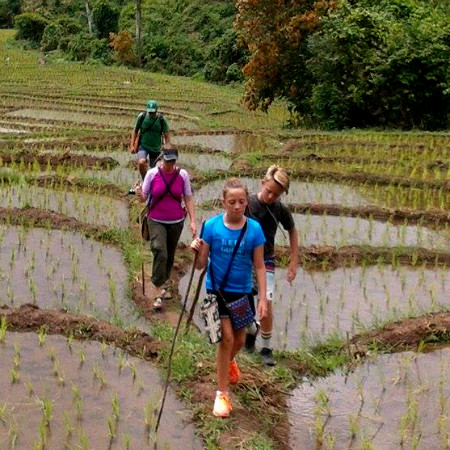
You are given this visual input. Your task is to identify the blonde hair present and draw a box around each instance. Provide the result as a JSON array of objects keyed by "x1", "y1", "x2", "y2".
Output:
[
  {"x1": 222, "y1": 178, "x2": 249, "y2": 199},
  {"x1": 263, "y1": 165, "x2": 290, "y2": 194}
]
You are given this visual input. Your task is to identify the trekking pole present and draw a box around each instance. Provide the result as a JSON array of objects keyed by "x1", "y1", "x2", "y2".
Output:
[
  {"x1": 185, "y1": 267, "x2": 206, "y2": 332},
  {"x1": 137, "y1": 197, "x2": 146, "y2": 296},
  {"x1": 155, "y1": 251, "x2": 198, "y2": 434}
]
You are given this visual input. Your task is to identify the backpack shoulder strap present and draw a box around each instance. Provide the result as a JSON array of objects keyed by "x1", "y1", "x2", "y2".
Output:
[
  {"x1": 149, "y1": 168, "x2": 181, "y2": 210},
  {"x1": 136, "y1": 111, "x2": 146, "y2": 131}
]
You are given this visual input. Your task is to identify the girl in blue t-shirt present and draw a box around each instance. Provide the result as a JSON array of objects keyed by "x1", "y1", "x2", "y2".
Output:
[{"x1": 191, "y1": 178, "x2": 268, "y2": 418}]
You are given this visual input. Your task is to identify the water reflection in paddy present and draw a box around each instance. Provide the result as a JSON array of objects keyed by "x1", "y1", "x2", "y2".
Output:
[
  {"x1": 0, "y1": 332, "x2": 202, "y2": 450},
  {"x1": 289, "y1": 346, "x2": 450, "y2": 450},
  {"x1": 0, "y1": 184, "x2": 128, "y2": 228},
  {"x1": 179, "y1": 265, "x2": 450, "y2": 350}
]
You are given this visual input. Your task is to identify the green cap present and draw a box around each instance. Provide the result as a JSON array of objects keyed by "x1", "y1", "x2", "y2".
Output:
[{"x1": 146, "y1": 100, "x2": 158, "y2": 112}]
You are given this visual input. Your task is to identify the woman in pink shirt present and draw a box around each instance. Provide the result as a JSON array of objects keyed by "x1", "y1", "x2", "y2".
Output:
[{"x1": 136, "y1": 147, "x2": 197, "y2": 309}]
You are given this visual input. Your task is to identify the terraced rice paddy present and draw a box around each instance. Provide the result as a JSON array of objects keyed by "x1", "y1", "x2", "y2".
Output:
[
  {"x1": 1, "y1": 28, "x2": 450, "y2": 450},
  {"x1": 0, "y1": 332, "x2": 202, "y2": 450},
  {"x1": 289, "y1": 346, "x2": 450, "y2": 450}
]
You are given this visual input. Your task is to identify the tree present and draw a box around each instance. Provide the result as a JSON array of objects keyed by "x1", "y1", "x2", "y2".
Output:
[
  {"x1": 234, "y1": 0, "x2": 335, "y2": 111},
  {"x1": 92, "y1": 0, "x2": 118, "y2": 39}
]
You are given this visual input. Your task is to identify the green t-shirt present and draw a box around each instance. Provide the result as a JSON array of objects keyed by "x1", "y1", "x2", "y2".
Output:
[{"x1": 134, "y1": 112, "x2": 169, "y2": 153}]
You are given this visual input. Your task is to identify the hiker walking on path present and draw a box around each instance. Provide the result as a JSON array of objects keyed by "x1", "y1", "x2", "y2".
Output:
[
  {"x1": 244, "y1": 165, "x2": 298, "y2": 366},
  {"x1": 190, "y1": 178, "x2": 268, "y2": 418},
  {"x1": 135, "y1": 147, "x2": 196, "y2": 309},
  {"x1": 130, "y1": 100, "x2": 171, "y2": 180}
]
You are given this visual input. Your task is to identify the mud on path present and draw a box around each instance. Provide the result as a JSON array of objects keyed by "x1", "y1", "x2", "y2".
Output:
[
  {"x1": 0, "y1": 304, "x2": 160, "y2": 359},
  {"x1": 0, "y1": 150, "x2": 119, "y2": 169}
]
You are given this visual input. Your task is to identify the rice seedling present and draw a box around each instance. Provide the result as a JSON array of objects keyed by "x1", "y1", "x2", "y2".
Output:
[
  {"x1": 0, "y1": 316, "x2": 7, "y2": 342},
  {"x1": 37, "y1": 326, "x2": 47, "y2": 346},
  {"x1": 10, "y1": 367, "x2": 19, "y2": 383},
  {"x1": 8, "y1": 418, "x2": 19, "y2": 448}
]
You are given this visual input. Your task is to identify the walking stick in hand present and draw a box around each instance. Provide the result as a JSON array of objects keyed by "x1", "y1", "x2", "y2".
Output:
[{"x1": 155, "y1": 251, "x2": 198, "y2": 434}]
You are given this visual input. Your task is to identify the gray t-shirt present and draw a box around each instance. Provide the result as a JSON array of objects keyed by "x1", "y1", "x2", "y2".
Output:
[{"x1": 245, "y1": 193, "x2": 295, "y2": 259}]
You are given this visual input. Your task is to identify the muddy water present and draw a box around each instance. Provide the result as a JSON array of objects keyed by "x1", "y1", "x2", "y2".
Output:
[
  {"x1": 80, "y1": 151, "x2": 230, "y2": 187},
  {"x1": 179, "y1": 209, "x2": 450, "y2": 250},
  {"x1": 289, "y1": 346, "x2": 450, "y2": 450},
  {"x1": 179, "y1": 265, "x2": 450, "y2": 350},
  {"x1": 194, "y1": 178, "x2": 372, "y2": 207},
  {"x1": 0, "y1": 226, "x2": 145, "y2": 329},
  {"x1": 0, "y1": 185, "x2": 129, "y2": 228},
  {"x1": 0, "y1": 332, "x2": 202, "y2": 450},
  {"x1": 173, "y1": 133, "x2": 278, "y2": 153},
  {"x1": 290, "y1": 214, "x2": 450, "y2": 250}
]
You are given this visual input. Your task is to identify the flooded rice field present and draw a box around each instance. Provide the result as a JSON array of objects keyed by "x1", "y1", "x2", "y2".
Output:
[
  {"x1": 179, "y1": 265, "x2": 450, "y2": 350},
  {"x1": 0, "y1": 185, "x2": 128, "y2": 228},
  {"x1": 0, "y1": 332, "x2": 202, "y2": 450},
  {"x1": 173, "y1": 132, "x2": 278, "y2": 153},
  {"x1": 194, "y1": 178, "x2": 372, "y2": 207},
  {"x1": 0, "y1": 226, "x2": 143, "y2": 328},
  {"x1": 289, "y1": 346, "x2": 450, "y2": 450},
  {"x1": 179, "y1": 209, "x2": 450, "y2": 250}
]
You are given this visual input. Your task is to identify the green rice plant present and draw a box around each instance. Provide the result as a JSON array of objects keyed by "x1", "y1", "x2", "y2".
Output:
[
  {"x1": 111, "y1": 392, "x2": 120, "y2": 420},
  {"x1": 122, "y1": 433, "x2": 131, "y2": 450},
  {"x1": 78, "y1": 349, "x2": 85, "y2": 366},
  {"x1": 37, "y1": 326, "x2": 47, "y2": 346},
  {"x1": 8, "y1": 418, "x2": 18, "y2": 448},
  {"x1": 13, "y1": 343, "x2": 20, "y2": 368},
  {"x1": 27, "y1": 380, "x2": 34, "y2": 396},
  {"x1": 107, "y1": 416, "x2": 117, "y2": 441},
  {"x1": 38, "y1": 397, "x2": 53, "y2": 427},
  {"x1": 0, "y1": 316, "x2": 7, "y2": 342},
  {"x1": 64, "y1": 412, "x2": 73, "y2": 436},
  {"x1": 10, "y1": 367, "x2": 19, "y2": 383},
  {"x1": 101, "y1": 340, "x2": 107, "y2": 357},
  {"x1": 93, "y1": 363, "x2": 107, "y2": 386},
  {"x1": 0, "y1": 402, "x2": 7, "y2": 423},
  {"x1": 79, "y1": 432, "x2": 90, "y2": 450}
]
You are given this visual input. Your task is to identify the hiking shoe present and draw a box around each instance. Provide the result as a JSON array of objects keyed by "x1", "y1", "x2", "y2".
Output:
[
  {"x1": 260, "y1": 347, "x2": 276, "y2": 366},
  {"x1": 153, "y1": 297, "x2": 163, "y2": 310},
  {"x1": 228, "y1": 360, "x2": 241, "y2": 385},
  {"x1": 213, "y1": 392, "x2": 232, "y2": 418},
  {"x1": 128, "y1": 188, "x2": 136, "y2": 195},
  {"x1": 244, "y1": 323, "x2": 260, "y2": 353}
]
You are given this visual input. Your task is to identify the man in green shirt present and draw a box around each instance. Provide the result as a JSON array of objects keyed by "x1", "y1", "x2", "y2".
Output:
[{"x1": 129, "y1": 100, "x2": 171, "y2": 180}]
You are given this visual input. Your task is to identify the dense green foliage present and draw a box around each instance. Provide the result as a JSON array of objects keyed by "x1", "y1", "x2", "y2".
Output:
[
  {"x1": 305, "y1": 0, "x2": 450, "y2": 129},
  {"x1": 6, "y1": 0, "x2": 245, "y2": 83},
  {"x1": 237, "y1": 0, "x2": 450, "y2": 130}
]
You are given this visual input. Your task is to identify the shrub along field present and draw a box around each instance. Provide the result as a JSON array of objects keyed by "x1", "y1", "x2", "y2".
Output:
[{"x1": 1, "y1": 29, "x2": 450, "y2": 450}]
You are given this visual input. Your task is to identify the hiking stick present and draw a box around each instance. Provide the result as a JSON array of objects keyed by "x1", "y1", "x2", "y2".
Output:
[
  {"x1": 155, "y1": 252, "x2": 198, "y2": 434},
  {"x1": 185, "y1": 267, "x2": 206, "y2": 332},
  {"x1": 137, "y1": 203, "x2": 146, "y2": 296}
]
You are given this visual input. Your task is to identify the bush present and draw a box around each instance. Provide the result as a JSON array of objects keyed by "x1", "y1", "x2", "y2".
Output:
[
  {"x1": 40, "y1": 22, "x2": 62, "y2": 51},
  {"x1": 14, "y1": 12, "x2": 48, "y2": 44},
  {"x1": 306, "y1": 0, "x2": 450, "y2": 129},
  {"x1": 67, "y1": 33, "x2": 111, "y2": 63},
  {"x1": 0, "y1": 0, "x2": 21, "y2": 28},
  {"x1": 109, "y1": 30, "x2": 135, "y2": 66}
]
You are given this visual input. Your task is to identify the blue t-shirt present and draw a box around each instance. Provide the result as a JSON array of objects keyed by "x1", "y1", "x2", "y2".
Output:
[{"x1": 202, "y1": 214, "x2": 266, "y2": 293}]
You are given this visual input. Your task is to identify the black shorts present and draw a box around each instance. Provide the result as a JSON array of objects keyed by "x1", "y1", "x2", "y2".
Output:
[{"x1": 207, "y1": 290, "x2": 255, "y2": 318}]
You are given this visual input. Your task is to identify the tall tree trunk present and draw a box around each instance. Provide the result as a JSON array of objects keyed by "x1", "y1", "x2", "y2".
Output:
[
  {"x1": 136, "y1": 0, "x2": 142, "y2": 68},
  {"x1": 85, "y1": 1, "x2": 93, "y2": 36}
]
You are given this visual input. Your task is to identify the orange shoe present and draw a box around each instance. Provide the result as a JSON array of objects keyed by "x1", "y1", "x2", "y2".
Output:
[
  {"x1": 229, "y1": 360, "x2": 241, "y2": 385},
  {"x1": 213, "y1": 392, "x2": 232, "y2": 417}
]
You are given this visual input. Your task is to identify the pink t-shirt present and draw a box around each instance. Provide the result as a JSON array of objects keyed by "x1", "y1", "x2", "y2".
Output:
[{"x1": 142, "y1": 166, "x2": 192, "y2": 223}]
